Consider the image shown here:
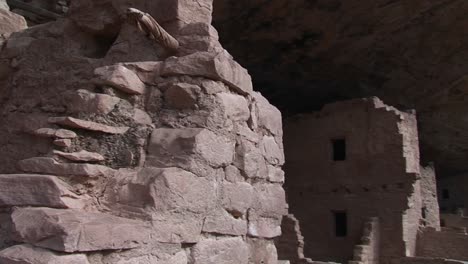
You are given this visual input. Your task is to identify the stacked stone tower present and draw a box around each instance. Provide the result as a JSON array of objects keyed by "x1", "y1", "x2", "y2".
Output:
[{"x1": 0, "y1": 0, "x2": 287, "y2": 263}]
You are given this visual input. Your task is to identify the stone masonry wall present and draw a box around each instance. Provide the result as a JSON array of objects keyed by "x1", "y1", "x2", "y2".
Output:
[
  {"x1": 284, "y1": 97, "x2": 422, "y2": 263},
  {"x1": 0, "y1": 0, "x2": 288, "y2": 263},
  {"x1": 417, "y1": 228, "x2": 468, "y2": 261}
]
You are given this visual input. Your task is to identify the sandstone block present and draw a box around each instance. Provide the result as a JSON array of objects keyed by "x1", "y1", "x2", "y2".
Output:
[
  {"x1": 224, "y1": 165, "x2": 244, "y2": 183},
  {"x1": 234, "y1": 139, "x2": 267, "y2": 179},
  {"x1": 151, "y1": 0, "x2": 213, "y2": 26},
  {"x1": 145, "y1": 167, "x2": 217, "y2": 214},
  {"x1": 0, "y1": 174, "x2": 82, "y2": 208},
  {"x1": 202, "y1": 209, "x2": 247, "y2": 236},
  {"x1": 248, "y1": 216, "x2": 282, "y2": 238},
  {"x1": 261, "y1": 136, "x2": 285, "y2": 165},
  {"x1": 93, "y1": 65, "x2": 146, "y2": 95},
  {"x1": 248, "y1": 239, "x2": 279, "y2": 264},
  {"x1": 253, "y1": 92, "x2": 283, "y2": 136},
  {"x1": 0, "y1": 9, "x2": 27, "y2": 35},
  {"x1": 53, "y1": 150, "x2": 105, "y2": 162},
  {"x1": 53, "y1": 139, "x2": 72, "y2": 148},
  {"x1": 162, "y1": 51, "x2": 253, "y2": 95},
  {"x1": 164, "y1": 83, "x2": 200, "y2": 109},
  {"x1": 49, "y1": 117, "x2": 129, "y2": 134},
  {"x1": 148, "y1": 128, "x2": 234, "y2": 168},
  {"x1": 151, "y1": 212, "x2": 203, "y2": 243},
  {"x1": 133, "y1": 109, "x2": 152, "y2": 125},
  {"x1": 34, "y1": 128, "x2": 77, "y2": 139},
  {"x1": 0, "y1": 0, "x2": 9, "y2": 11},
  {"x1": 252, "y1": 183, "x2": 288, "y2": 217},
  {"x1": 267, "y1": 165, "x2": 285, "y2": 183},
  {"x1": 0, "y1": 244, "x2": 90, "y2": 264},
  {"x1": 191, "y1": 237, "x2": 249, "y2": 264},
  {"x1": 221, "y1": 182, "x2": 254, "y2": 217},
  {"x1": 12, "y1": 208, "x2": 150, "y2": 252},
  {"x1": 18, "y1": 157, "x2": 113, "y2": 177},
  {"x1": 217, "y1": 92, "x2": 250, "y2": 121},
  {"x1": 66, "y1": 89, "x2": 120, "y2": 115}
]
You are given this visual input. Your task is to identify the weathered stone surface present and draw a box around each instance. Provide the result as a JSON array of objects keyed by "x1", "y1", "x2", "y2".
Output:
[
  {"x1": 161, "y1": 51, "x2": 253, "y2": 95},
  {"x1": 53, "y1": 139, "x2": 72, "y2": 148},
  {"x1": 0, "y1": 9, "x2": 27, "y2": 35},
  {"x1": 252, "y1": 183, "x2": 288, "y2": 217},
  {"x1": 54, "y1": 150, "x2": 105, "y2": 162},
  {"x1": 234, "y1": 139, "x2": 267, "y2": 179},
  {"x1": 252, "y1": 92, "x2": 283, "y2": 136},
  {"x1": 0, "y1": 244, "x2": 90, "y2": 264},
  {"x1": 261, "y1": 136, "x2": 285, "y2": 165},
  {"x1": 93, "y1": 65, "x2": 146, "y2": 95},
  {"x1": 48, "y1": 117, "x2": 129, "y2": 134},
  {"x1": 148, "y1": 128, "x2": 235, "y2": 168},
  {"x1": 221, "y1": 181, "x2": 254, "y2": 217},
  {"x1": 202, "y1": 209, "x2": 247, "y2": 236},
  {"x1": 248, "y1": 239, "x2": 279, "y2": 264},
  {"x1": 217, "y1": 92, "x2": 250, "y2": 121},
  {"x1": 267, "y1": 165, "x2": 285, "y2": 183},
  {"x1": 133, "y1": 108, "x2": 152, "y2": 125},
  {"x1": 224, "y1": 165, "x2": 244, "y2": 183},
  {"x1": 0, "y1": 0, "x2": 9, "y2": 11},
  {"x1": 0, "y1": 174, "x2": 82, "y2": 208},
  {"x1": 66, "y1": 89, "x2": 120, "y2": 115},
  {"x1": 191, "y1": 237, "x2": 249, "y2": 264},
  {"x1": 151, "y1": 212, "x2": 203, "y2": 243},
  {"x1": 34, "y1": 128, "x2": 77, "y2": 139},
  {"x1": 12, "y1": 207, "x2": 149, "y2": 252},
  {"x1": 248, "y1": 215, "x2": 282, "y2": 238},
  {"x1": 146, "y1": 167, "x2": 217, "y2": 214},
  {"x1": 18, "y1": 157, "x2": 113, "y2": 177},
  {"x1": 164, "y1": 83, "x2": 200, "y2": 109}
]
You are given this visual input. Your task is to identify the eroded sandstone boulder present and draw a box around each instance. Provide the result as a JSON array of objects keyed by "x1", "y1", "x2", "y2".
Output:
[{"x1": 0, "y1": 244, "x2": 90, "y2": 264}]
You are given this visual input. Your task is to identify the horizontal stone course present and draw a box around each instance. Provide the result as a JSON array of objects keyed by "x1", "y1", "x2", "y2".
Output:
[{"x1": 0, "y1": 244, "x2": 90, "y2": 264}]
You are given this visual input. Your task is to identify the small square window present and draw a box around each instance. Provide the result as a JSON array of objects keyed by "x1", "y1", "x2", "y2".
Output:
[
  {"x1": 333, "y1": 211, "x2": 347, "y2": 237},
  {"x1": 332, "y1": 139, "x2": 346, "y2": 161}
]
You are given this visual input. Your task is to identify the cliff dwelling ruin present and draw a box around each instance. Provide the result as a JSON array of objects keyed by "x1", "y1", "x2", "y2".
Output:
[{"x1": 1, "y1": 0, "x2": 468, "y2": 264}]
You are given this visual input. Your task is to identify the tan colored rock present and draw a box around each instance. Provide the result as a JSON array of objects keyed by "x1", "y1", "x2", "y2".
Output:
[
  {"x1": 148, "y1": 128, "x2": 235, "y2": 168},
  {"x1": 66, "y1": 89, "x2": 120, "y2": 115},
  {"x1": 202, "y1": 209, "x2": 247, "y2": 236},
  {"x1": 12, "y1": 207, "x2": 150, "y2": 253},
  {"x1": 0, "y1": 244, "x2": 90, "y2": 264},
  {"x1": 0, "y1": 9, "x2": 27, "y2": 35},
  {"x1": 248, "y1": 215, "x2": 282, "y2": 238},
  {"x1": 253, "y1": 183, "x2": 288, "y2": 217},
  {"x1": 34, "y1": 128, "x2": 77, "y2": 139},
  {"x1": 248, "y1": 239, "x2": 279, "y2": 264},
  {"x1": 234, "y1": 139, "x2": 267, "y2": 179},
  {"x1": 147, "y1": 167, "x2": 217, "y2": 214},
  {"x1": 0, "y1": 174, "x2": 83, "y2": 209},
  {"x1": 161, "y1": 51, "x2": 253, "y2": 95},
  {"x1": 224, "y1": 165, "x2": 244, "y2": 183},
  {"x1": 261, "y1": 136, "x2": 285, "y2": 165},
  {"x1": 54, "y1": 150, "x2": 105, "y2": 162},
  {"x1": 18, "y1": 157, "x2": 113, "y2": 177},
  {"x1": 151, "y1": 212, "x2": 203, "y2": 243},
  {"x1": 53, "y1": 139, "x2": 72, "y2": 148},
  {"x1": 252, "y1": 92, "x2": 283, "y2": 136},
  {"x1": 93, "y1": 65, "x2": 146, "y2": 95},
  {"x1": 133, "y1": 109, "x2": 152, "y2": 125},
  {"x1": 0, "y1": 0, "x2": 9, "y2": 11},
  {"x1": 48, "y1": 117, "x2": 129, "y2": 134},
  {"x1": 221, "y1": 181, "x2": 254, "y2": 217},
  {"x1": 267, "y1": 165, "x2": 285, "y2": 183},
  {"x1": 217, "y1": 92, "x2": 250, "y2": 121},
  {"x1": 164, "y1": 83, "x2": 200, "y2": 109},
  {"x1": 191, "y1": 237, "x2": 249, "y2": 264}
]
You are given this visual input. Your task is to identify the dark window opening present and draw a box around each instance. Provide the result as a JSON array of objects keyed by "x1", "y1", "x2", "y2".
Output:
[
  {"x1": 333, "y1": 211, "x2": 347, "y2": 237},
  {"x1": 442, "y1": 189, "x2": 450, "y2": 200},
  {"x1": 422, "y1": 207, "x2": 427, "y2": 224},
  {"x1": 332, "y1": 139, "x2": 346, "y2": 161}
]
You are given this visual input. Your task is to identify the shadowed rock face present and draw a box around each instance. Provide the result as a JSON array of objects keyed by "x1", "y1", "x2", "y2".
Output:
[{"x1": 213, "y1": 0, "x2": 468, "y2": 175}]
